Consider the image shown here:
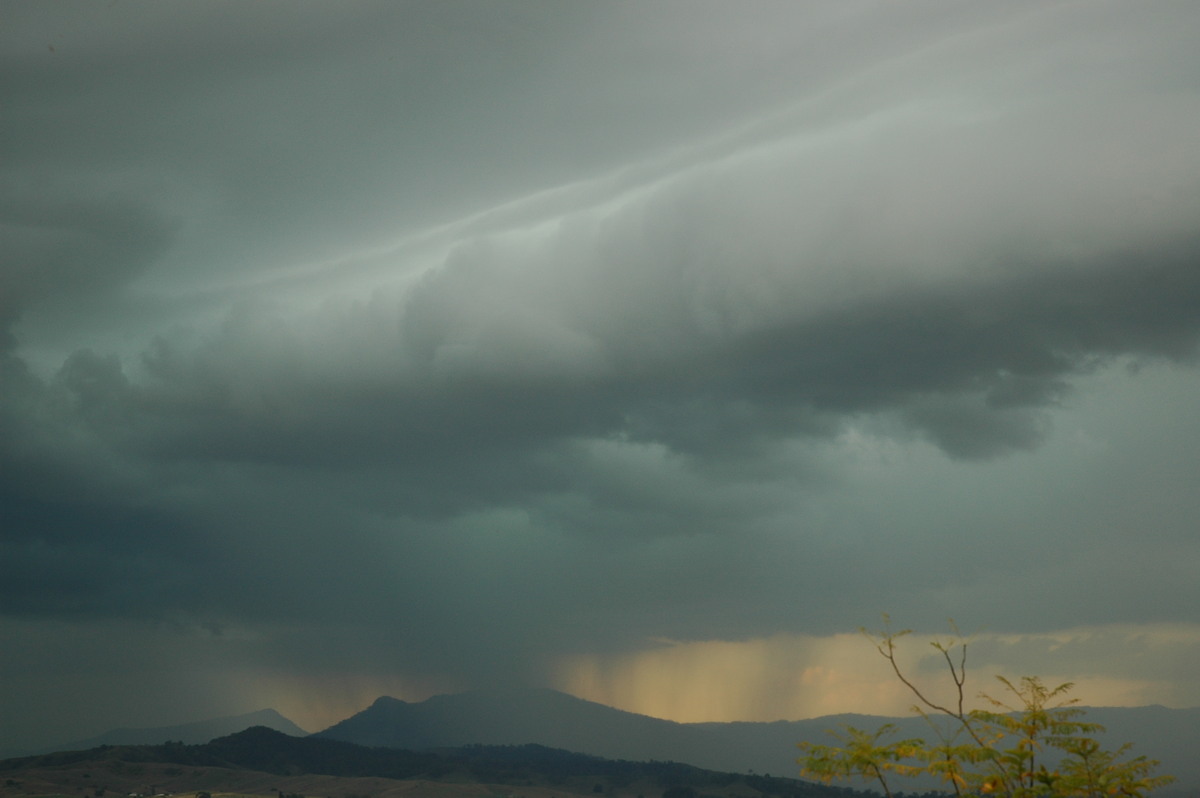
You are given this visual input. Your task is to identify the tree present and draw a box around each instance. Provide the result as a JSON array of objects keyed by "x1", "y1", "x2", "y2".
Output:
[{"x1": 798, "y1": 619, "x2": 1174, "y2": 797}]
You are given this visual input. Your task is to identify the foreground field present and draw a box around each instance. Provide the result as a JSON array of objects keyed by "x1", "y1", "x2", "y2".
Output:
[
  {"x1": 0, "y1": 760, "x2": 673, "y2": 798},
  {"x1": 0, "y1": 755, "x2": 812, "y2": 798}
]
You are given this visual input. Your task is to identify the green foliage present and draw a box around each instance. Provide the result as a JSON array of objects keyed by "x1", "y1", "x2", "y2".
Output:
[
  {"x1": 798, "y1": 619, "x2": 1174, "y2": 798},
  {"x1": 798, "y1": 724, "x2": 924, "y2": 798}
]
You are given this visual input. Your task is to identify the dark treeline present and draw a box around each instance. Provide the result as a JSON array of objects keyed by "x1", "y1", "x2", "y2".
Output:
[{"x1": 0, "y1": 726, "x2": 944, "y2": 798}]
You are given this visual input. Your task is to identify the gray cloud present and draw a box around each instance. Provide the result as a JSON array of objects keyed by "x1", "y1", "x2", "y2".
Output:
[
  {"x1": 2, "y1": 0, "x2": 1200, "y2": 749},
  {"x1": 0, "y1": 190, "x2": 176, "y2": 324}
]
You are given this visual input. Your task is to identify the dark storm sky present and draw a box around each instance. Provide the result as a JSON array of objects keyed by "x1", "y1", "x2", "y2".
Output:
[{"x1": 2, "y1": 0, "x2": 1200, "y2": 746}]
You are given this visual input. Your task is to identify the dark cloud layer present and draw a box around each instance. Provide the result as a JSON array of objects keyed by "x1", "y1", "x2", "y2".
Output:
[{"x1": 3, "y1": 0, "x2": 1200, "y2": 747}]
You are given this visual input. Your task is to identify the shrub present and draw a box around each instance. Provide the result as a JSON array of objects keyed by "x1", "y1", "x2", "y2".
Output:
[{"x1": 798, "y1": 619, "x2": 1174, "y2": 797}]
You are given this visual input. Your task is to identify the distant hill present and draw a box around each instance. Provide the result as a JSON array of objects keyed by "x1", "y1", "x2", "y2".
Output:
[
  {"x1": 316, "y1": 687, "x2": 729, "y2": 767},
  {"x1": 41, "y1": 708, "x2": 308, "y2": 754},
  {"x1": 0, "y1": 725, "x2": 865, "y2": 798},
  {"x1": 316, "y1": 688, "x2": 1200, "y2": 794}
]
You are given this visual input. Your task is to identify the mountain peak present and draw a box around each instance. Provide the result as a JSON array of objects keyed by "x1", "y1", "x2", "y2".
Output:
[
  {"x1": 316, "y1": 687, "x2": 700, "y2": 764},
  {"x1": 313, "y1": 692, "x2": 1200, "y2": 793},
  {"x1": 40, "y1": 708, "x2": 309, "y2": 754}
]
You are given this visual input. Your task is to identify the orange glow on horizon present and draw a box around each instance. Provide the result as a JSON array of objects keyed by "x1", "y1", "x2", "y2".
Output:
[{"x1": 553, "y1": 625, "x2": 1200, "y2": 723}]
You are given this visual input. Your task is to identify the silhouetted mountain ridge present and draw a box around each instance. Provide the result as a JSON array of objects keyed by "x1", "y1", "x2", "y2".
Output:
[
  {"x1": 317, "y1": 687, "x2": 723, "y2": 766},
  {"x1": 316, "y1": 688, "x2": 1200, "y2": 794},
  {"x1": 33, "y1": 708, "x2": 309, "y2": 756},
  {"x1": 0, "y1": 725, "x2": 866, "y2": 798}
]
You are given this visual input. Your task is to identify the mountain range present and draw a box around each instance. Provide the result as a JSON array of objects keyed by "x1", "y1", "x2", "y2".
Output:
[
  {"x1": 0, "y1": 726, "x2": 859, "y2": 798},
  {"x1": 315, "y1": 688, "x2": 1200, "y2": 793},
  {"x1": 12, "y1": 708, "x2": 308, "y2": 758},
  {"x1": 9, "y1": 689, "x2": 1198, "y2": 795}
]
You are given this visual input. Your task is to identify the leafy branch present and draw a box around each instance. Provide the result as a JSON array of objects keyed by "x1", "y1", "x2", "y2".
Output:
[{"x1": 798, "y1": 618, "x2": 1174, "y2": 797}]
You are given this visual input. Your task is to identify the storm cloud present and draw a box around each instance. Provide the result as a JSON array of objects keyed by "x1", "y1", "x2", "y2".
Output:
[{"x1": 2, "y1": 0, "x2": 1200, "y2": 747}]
